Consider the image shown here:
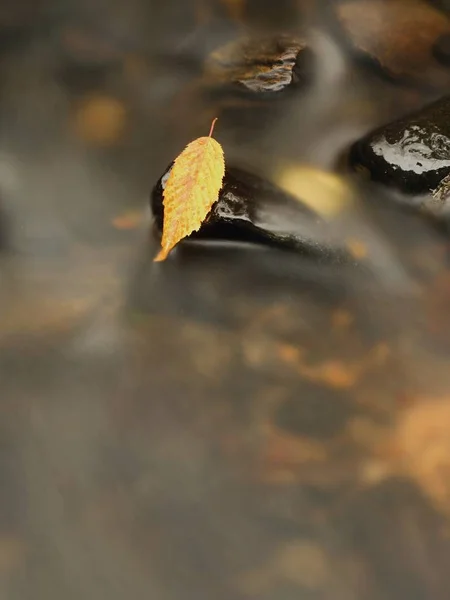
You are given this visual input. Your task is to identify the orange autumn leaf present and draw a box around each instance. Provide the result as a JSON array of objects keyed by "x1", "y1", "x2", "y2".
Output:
[{"x1": 154, "y1": 118, "x2": 225, "y2": 262}]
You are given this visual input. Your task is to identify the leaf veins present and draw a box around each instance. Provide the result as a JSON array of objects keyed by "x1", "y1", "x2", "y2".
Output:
[{"x1": 154, "y1": 118, "x2": 225, "y2": 262}]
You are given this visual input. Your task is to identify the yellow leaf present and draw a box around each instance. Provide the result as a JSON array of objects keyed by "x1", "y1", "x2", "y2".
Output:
[{"x1": 154, "y1": 119, "x2": 225, "y2": 262}]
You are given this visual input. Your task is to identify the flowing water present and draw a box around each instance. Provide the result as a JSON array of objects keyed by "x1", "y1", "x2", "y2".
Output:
[{"x1": 2, "y1": 1, "x2": 450, "y2": 599}]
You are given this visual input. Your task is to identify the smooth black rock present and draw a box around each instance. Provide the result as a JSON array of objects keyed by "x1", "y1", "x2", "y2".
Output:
[
  {"x1": 151, "y1": 163, "x2": 344, "y2": 259},
  {"x1": 350, "y1": 95, "x2": 450, "y2": 194}
]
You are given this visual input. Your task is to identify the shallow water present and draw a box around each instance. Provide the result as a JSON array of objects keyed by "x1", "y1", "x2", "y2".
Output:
[{"x1": 2, "y1": 2, "x2": 450, "y2": 599}]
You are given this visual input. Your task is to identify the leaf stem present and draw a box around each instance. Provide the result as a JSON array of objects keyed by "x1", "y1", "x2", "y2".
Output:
[{"x1": 208, "y1": 117, "x2": 218, "y2": 137}]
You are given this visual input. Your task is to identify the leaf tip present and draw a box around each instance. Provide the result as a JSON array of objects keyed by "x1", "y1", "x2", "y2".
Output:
[{"x1": 153, "y1": 247, "x2": 169, "y2": 262}]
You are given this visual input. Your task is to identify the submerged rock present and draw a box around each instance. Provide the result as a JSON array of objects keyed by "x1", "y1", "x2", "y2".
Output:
[
  {"x1": 334, "y1": 0, "x2": 450, "y2": 87},
  {"x1": 204, "y1": 34, "x2": 313, "y2": 95},
  {"x1": 151, "y1": 163, "x2": 344, "y2": 259},
  {"x1": 169, "y1": 34, "x2": 314, "y2": 146},
  {"x1": 350, "y1": 95, "x2": 450, "y2": 194}
]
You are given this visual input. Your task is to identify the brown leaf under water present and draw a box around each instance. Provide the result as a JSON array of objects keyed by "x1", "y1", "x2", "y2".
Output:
[
  {"x1": 395, "y1": 398, "x2": 450, "y2": 513},
  {"x1": 154, "y1": 118, "x2": 225, "y2": 262},
  {"x1": 72, "y1": 94, "x2": 126, "y2": 146},
  {"x1": 0, "y1": 535, "x2": 26, "y2": 574},
  {"x1": 111, "y1": 210, "x2": 143, "y2": 230}
]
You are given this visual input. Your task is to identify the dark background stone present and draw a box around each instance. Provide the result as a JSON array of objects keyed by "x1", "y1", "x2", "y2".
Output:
[{"x1": 331, "y1": 0, "x2": 450, "y2": 89}]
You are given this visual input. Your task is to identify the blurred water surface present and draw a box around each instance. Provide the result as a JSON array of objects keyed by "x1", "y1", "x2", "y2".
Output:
[{"x1": 2, "y1": 1, "x2": 450, "y2": 599}]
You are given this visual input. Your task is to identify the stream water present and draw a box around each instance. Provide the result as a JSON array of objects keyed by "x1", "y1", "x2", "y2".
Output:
[{"x1": 2, "y1": 1, "x2": 450, "y2": 599}]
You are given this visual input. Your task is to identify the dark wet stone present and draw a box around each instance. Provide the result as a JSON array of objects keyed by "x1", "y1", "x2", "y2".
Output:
[
  {"x1": 151, "y1": 163, "x2": 344, "y2": 259},
  {"x1": 334, "y1": 0, "x2": 450, "y2": 87},
  {"x1": 204, "y1": 34, "x2": 313, "y2": 96},
  {"x1": 350, "y1": 95, "x2": 450, "y2": 194}
]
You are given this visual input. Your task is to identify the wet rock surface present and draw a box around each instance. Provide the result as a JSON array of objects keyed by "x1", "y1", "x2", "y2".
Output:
[
  {"x1": 205, "y1": 34, "x2": 313, "y2": 95},
  {"x1": 151, "y1": 162, "x2": 345, "y2": 259},
  {"x1": 333, "y1": 0, "x2": 450, "y2": 87},
  {"x1": 350, "y1": 95, "x2": 450, "y2": 194},
  {"x1": 427, "y1": 171, "x2": 450, "y2": 219}
]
